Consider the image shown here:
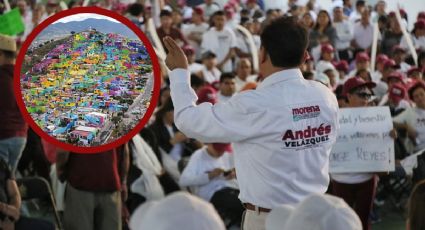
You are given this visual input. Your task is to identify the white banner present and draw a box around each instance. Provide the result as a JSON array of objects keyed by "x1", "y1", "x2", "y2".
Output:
[{"x1": 330, "y1": 107, "x2": 395, "y2": 173}]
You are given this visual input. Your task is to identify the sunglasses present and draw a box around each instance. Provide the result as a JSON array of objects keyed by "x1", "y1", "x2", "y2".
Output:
[{"x1": 355, "y1": 92, "x2": 373, "y2": 100}]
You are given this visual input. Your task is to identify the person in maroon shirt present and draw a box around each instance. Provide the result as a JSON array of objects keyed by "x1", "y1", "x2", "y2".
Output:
[
  {"x1": 56, "y1": 145, "x2": 129, "y2": 230},
  {"x1": 156, "y1": 10, "x2": 188, "y2": 52},
  {"x1": 0, "y1": 34, "x2": 28, "y2": 173}
]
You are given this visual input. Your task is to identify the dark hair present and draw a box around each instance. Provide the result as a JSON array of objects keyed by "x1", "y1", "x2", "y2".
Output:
[
  {"x1": 302, "y1": 71, "x2": 314, "y2": 80},
  {"x1": 418, "y1": 51, "x2": 425, "y2": 68},
  {"x1": 212, "y1": 10, "x2": 225, "y2": 17},
  {"x1": 408, "y1": 180, "x2": 425, "y2": 230},
  {"x1": 191, "y1": 74, "x2": 205, "y2": 89},
  {"x1": 0, "y1": 50, "x2": 16, "y2": 59},
  {"x1": 409, "y1": 82, "x2": 425, "y2": 100},
  {"x1": 127, "y1": 3, "x2": 144, "y2": 17},
  {"x1": 314, "y1": 10, "x2": 332, "y2": 30},
  {"x1": 334, "y1": 84, "x2": 346, "y2": 100},
  {"x1": 220, "y1": 72, "x2": 236, "y2": 82},
  {"x1": 154, "y1": 97, "x2": 174, "y2": 123},
  {"x1": 160, "y1": 10, "x2": 172, "y2": 18},
  {"x1": 356, "y1": 0, "x2": 366, "y2": 7},
  {"x1": 260, "y1": 16, "x2": 308, "y2": 68}
]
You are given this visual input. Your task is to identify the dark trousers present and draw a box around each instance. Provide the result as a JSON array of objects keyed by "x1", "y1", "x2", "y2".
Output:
[
  {"x1": 331, "y1": 176, "x2": 377, "y2": 230},
  {"x1": 210, "y1": 187, "x2": 244, "y2": 226}
]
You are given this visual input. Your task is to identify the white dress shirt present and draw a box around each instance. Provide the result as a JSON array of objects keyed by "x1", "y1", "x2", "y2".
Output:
[
  {"x1": 353, "y1": 22, "x2": 374, "y2": 50},
  {"x1": 179, "y1": 147, "x2": 238, "y2": 201},
  {"x1": 334, "y1": 20, "x2": 354, "y2": 50},
  {"x1": 169, "y1": 68, "x2": 339, "y2": 208}
]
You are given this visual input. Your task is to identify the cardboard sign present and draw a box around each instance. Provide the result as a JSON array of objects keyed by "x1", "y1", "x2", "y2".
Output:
[
  {"x1": 330, "y1": 107, "x2": 395, "y2": 173},
  {"x1": 0, "y1": 8, "x2": 25, "y2": 35}
]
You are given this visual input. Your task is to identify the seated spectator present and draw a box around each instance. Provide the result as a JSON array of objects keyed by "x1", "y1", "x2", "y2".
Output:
[
  {"x1": 198, "y1": 51, "x2": 221, "y2": 84},
  {"x1": 157, "y1": 10, "x2": 188, "y2": 52},
  {"x1": 379, "y1": 71, "x2": 406, "y2": 106},
  {"x1": 407, "y1": 67, "x2": 423, "y2": 81},
  {"x1": 371, "y1": 54, "x2": 389, "y2": 82},
  {"x1": 179, "y1": 143, "x2": 243, "y2": 226},
  {"x1": 0, "y1": 158, "x2": 54, "y2": 230},
  {"x1": 129, "y1": 192, "x2": 225, "y2": 230},
  {"x1": 182, "y1": 45, "x2": 203, "y2": 74},
  {"x1": 392, "y1": 45, "x2": 411, "y2": 73},
  {"x1": 235, "y1": 58, "x2": 256, "y2": 92},
  {"x1": 407, "y1": 180, "x2": 425, "y2": 230},
  {"x1": 347, "y1": 52, "x2": 370, "y2": 78},
  {"x1": 386, "y1": 83, "x2": 410, "y2": 116},
  {"x1": 266, "y1": 193, "x2": 361, "y2": 230},
  {"x1": 394, "y1": 81, "x2": 425, "y2": 152},
  {"x1": 335, "y1": 60, "x2": 350, "y2": 82},
  {"x1": 217, "y1": 73, "x2": 236, "y2": 102}
]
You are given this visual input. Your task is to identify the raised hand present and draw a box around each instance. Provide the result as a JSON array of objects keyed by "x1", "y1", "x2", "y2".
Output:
[{"x1": 163, "y1": 36, "x2": 188, "y2": 71}]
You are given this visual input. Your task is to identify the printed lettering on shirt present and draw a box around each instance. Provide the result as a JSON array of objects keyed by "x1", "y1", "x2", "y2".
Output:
[
  {"x1": 292, "y1": 105, "x2": 321, "y2": 121},
  {"x1": 281, "y1": 123, "x2": 331, "y2": 150}
]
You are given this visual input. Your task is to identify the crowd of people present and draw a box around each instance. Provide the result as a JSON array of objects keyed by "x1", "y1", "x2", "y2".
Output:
[{"x1": 1, "y1": 0, "x2": 425, "y2": 230}]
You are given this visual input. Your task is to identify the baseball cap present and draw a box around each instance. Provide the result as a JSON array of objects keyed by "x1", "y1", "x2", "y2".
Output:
[
  {"x1": 129, "y1": 192, "x2": 226, "y2": 230},
  {"x1": 407, "y1": 67, "x2": 421, "y2": 76},
  {"x1": 383, "y1": 59, "x2": 399, "y2": 69},
  {"x1": 389, "y1": 83, "x2": 407, "y2": 104},
  {"x1": 0, "y1": 34, "x2": 17, "y2": 52},
  {"x1": 193, "y1": 7, "x2": 204, "y2": 16},
  {"x1": 387, "y1": 71, "x2": 404, "y2": 83},
  {"x1": 321, "y1": 43, "x2": 334, "y2": 53},
  {"x1": 265, "y1": 193, "x2": 362, "y2": 230},
  {"x1": 343, "y1": 77, "x2": 376, "y2": 96},
  {"x1": 355, "y1": 52, "x2": 370, "y2": 62},
  {"x1": 197, "y1": 86, "x2": 217, "y2": 104},
  {"x1": 212, "y1": 143, "x2": 232, "y2": 153},
  {"x1": 414, "y1": 19, "x2": 425, "y2": 30},
  {"x1": 376, "y1": 54, "x2": 389, "y2": 64},
  {"x1": 335, "y1": 60, "x2": 349, "y2": 72},
  {"x1": 315, "y1": 72, "x2": 330, "y2": 86}
]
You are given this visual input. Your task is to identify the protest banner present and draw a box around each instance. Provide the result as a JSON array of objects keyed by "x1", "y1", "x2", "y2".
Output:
[
  {"x1": 330, "y1": 106, "x2": 395, "y2": 173},
  {"x1": 0, "y1": 8, "x2": 25, "y2": 35}
]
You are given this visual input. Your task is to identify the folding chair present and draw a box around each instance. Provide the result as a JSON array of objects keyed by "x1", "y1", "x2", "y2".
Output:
[{"x1": 16, "y1": 177, "x2": 63, "y2": 230}]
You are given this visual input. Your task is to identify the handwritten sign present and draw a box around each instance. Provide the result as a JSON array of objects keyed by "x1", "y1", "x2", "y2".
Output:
[{"x1": 330, "y1": 107, "x2": 395, "y2": 173}]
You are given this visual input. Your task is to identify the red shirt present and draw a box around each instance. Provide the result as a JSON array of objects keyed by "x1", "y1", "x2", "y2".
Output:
[
  {"x1": 67, "y1": 150, "x2": 121, "y2": 192},
  {"x1": 0, "y1": 64, "x2": 28, "y2": 140}
]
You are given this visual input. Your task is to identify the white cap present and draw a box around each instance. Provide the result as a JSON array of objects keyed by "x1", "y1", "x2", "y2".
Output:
[
  {"x1": 266, "y1": 193, "x2": 362, "y2": 230},
  {"x1": 332, "y1": 0, "x2": 344, "y2": 10},
  {"x1": 316, "y1": 62, "x2": 336, "y2": 74},
  {"x1": 315, "y1": 72, "x2": 330, "y2": 86},
  {"x1": 295, "y1": 0, "x2": 309, "y2": 7},
  {"x1": 129, "y1": 192, "x2": 226, "y2": 230}
]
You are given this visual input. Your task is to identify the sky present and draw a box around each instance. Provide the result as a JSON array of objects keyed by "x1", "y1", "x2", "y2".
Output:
[{"x1": 53, "y1": 13, "x2": 119, "y2": 24}]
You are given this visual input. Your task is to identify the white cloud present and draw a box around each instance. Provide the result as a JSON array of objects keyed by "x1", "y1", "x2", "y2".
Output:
[{"x1": 53, "y1": 13, "x2": 119, "y2": 24}]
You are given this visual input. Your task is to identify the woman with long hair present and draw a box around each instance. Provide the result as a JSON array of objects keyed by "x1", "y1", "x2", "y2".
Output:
[{"x1": 309, "y1": 10, "x2": 337, "y2": 50}]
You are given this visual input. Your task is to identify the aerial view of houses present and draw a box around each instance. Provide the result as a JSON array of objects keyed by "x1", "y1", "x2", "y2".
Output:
[{"x1": 20, "y1": 20, "x2": 154, "y2": 147}]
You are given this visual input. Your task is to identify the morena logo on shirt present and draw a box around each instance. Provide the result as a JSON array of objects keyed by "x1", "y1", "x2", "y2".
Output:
[
  {"x1": 292, "y1": 105, "x2": 320, "y2": 121},
  {"x1": 282, "y1": 124, "x2": 331, "y2": 149}
]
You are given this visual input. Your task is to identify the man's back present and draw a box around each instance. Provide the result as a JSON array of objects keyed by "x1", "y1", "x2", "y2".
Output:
[{"x1": 170, "y1": 68, "x2": 339, "y2": 208}]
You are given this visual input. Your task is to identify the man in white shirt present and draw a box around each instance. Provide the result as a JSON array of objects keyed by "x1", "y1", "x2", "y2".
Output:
[
  {"x1": 333, "y1": 6, "x2": 353, "y2": 61},
  {"x1": 179, "y1": 143, "x2": 243, "y2": 226},
  {"x1": 182, "y1": 7, "x2": 209, "y2": 61},
  {"x1": 352, "y1": 8, "x2": 373, "y2": 52},
  {"x1": 163, "y1": 16, "x2": 339, "y2": 230},
  {"x1": 201, "y1": 11, "x2": 237, "y2": 72},
  {"x1": 217, "y1": 73, "x2": 236, "y2": 102},
  {"x1": 235, "y1": 58, "x2": 257, "y2": 92}
]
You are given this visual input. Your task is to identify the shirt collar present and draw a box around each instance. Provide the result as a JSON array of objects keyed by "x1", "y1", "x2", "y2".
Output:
[{"x1": 257, "y1": 68, "x2": 303, "y2": 90}]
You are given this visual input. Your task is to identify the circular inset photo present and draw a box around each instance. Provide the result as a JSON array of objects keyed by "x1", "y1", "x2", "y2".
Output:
[{"x1": 14, "y1": 7, "x2": 160, "y2": 153}]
